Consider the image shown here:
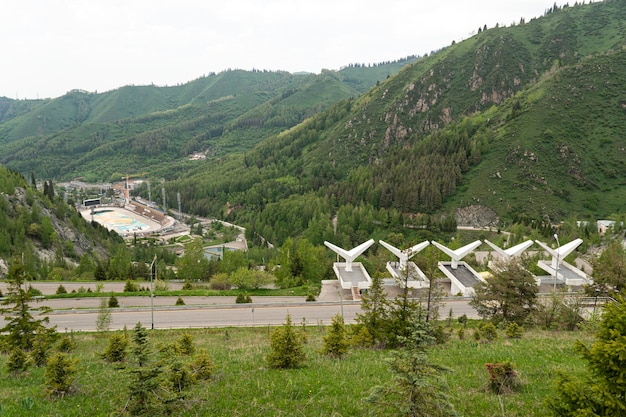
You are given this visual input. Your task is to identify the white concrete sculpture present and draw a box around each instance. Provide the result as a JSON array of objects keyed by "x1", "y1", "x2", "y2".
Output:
[
  {"x1": 534, "y1": 237, "x2": 583, "y2": 271},
  {"x1": 324, "y1": 239, "x2": 375, "y2": 272},
  {"x1": 430, "y1": 240, "x2": 483, "y2": 269},
  {"x1": 484, "y1": 239, "x2": 534, "y2": 260},
  {"x1": 379, "y1": 240, "x2": 430, "y2": 270}
]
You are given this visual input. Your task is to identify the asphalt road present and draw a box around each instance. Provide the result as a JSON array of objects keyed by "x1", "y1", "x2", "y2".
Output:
[{"x1": 46, "y1": 298, "x2": 478, "y2": 332}]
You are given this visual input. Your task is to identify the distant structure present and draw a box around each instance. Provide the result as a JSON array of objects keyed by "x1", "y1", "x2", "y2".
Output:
[
  {"x1": 483, "y1": 239, "x2": 534, "y2": 261},
  {"x1": 324, "y1": 239, "x2": 375, "y2": 300},
  {"x1": 431, "y1": 240, "x2": 484, "y2": 296},
  {"x1": 534, "y1": 237, "x2": 590, "y2": 287},
  {"x1": 379, "y1": 240, "x2": 430, "y2": 288}
]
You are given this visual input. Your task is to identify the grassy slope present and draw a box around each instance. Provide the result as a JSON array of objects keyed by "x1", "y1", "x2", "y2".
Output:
[{"x1": 0, "y1": 325, "x2": 591, "y2": 416}]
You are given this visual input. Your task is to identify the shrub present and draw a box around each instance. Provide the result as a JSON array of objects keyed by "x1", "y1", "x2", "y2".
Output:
[
  {"x1": 187, "y1": 348, "x2": 215, "y2": 381},
  {"x1": 31, "y1": 330, "x2": 54, "y2": 367},
  {"x1": 473, "y1": 329, "x2": 481, "y2": 341},
  {"x1": 348, "y1": 324, "x2": 375, "y2": 348},
  {"x1": 177, "y1": 333, "x2": 195, "y2": 356},
  {"x1": 209, "y1": 273, "x2": 231, "y2": 290},
  {"x1": 101, "y1": 333, "x2": 129, "y2": 363},
  {"x1": 57, "y1": 336, "x2": 76, "y2": 353},
  {"x1": 56, "y1": 285, "x2": 67, "y2": 294},
  {"x1": 235, "y1": 293, "x2": 252, "y2": 304},
  {"x1": 479, "y1": 322, "x2": 498, "y2": 341},
  {"x1": 108, "y1": 295, "x2": 119, "y2": 308},
  {"x1": 168, "y1": 359, "x2": 194, "y2": 393},
  {"x1": 267, "y1": 314, "x2": 306, "y2": 369},
  {"x1": 7, "y1": 347, "x2": 29, "y2": 374},
  {"x1": 44, "y1": 352, "x2": 78, "y2": 398},
  {"x1": 505, "y1": 322, "x2": 524, "y2": 339},
  {"x1": 154, "y1": 279, "x2": 170, "y2": 291},
  {"x1": 485, "y1": 361, "x2": 520, "y2": 394},
  {"x1": 124, "y1": 280, "x2": 139, "y2": 292},
  {"x1": 457, "y1": 327, "x2": 466, "y2": 340},
  {"x1": 306, "y1": 293, "x2": 316, "y2": 302},
  {"x1": 322, "y1": 314, "x2": 349, "y2": 358},
  {"x1": 175, "y1": 296, "x2": 185, "y2": 306}
]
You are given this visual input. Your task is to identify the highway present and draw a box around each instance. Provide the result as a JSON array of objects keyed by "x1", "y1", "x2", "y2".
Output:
[{"x1": 46, "y1": 298, "x2": 478, "y2": 332}]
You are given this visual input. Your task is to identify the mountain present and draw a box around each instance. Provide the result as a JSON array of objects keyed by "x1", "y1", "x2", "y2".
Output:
[
  {"x1": 158, "y1": 0, "x2": 626, "y2": 245},
  {"x1": 0, "y1": 165, "x2": 120, "y2": 277},
  {"x1": 2, "y1": 1, "x2": 625, "y2": 250},
  {"x1": 0, "y1": 58, "x2": 417, "y2": 182}
]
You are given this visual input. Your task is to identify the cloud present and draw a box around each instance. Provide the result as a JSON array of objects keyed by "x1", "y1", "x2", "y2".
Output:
[{"x1": 1, "y1": 0, "x2": 567, "y2": 99}]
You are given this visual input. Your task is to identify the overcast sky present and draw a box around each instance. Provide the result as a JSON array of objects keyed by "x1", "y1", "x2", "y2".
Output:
[{"x1": 1, "y1": 0, "x2": 574, "y2": 99}]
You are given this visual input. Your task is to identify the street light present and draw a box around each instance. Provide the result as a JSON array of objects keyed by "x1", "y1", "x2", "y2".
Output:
[
  {"x1": 149, "y1": 255, "x2": 157, "y2": 330},
  {"x1": 553, "y1": 234, "x2": 560, "y2": 293}
]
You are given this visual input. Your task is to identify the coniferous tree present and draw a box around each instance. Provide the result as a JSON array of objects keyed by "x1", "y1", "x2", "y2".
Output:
[
  {"x1": 470, "y1": 258, "x2": 538, "y2": 325},
  {"x1": 0, "y1": 256, "x2": 56, "y2": 350},
  {"x1": 355, "y1": 275, "x2": 390, "y2": 347},
  {"x1": 44, "y1": 352, "x2": 78, "y2": 398},
  {"x1": 322, "y1": 314, "x2": 349, "y2": 358},
  {"x1": 547, "y1": 297, "x2": 626, "y2": 415},
  {"x1": 267, "y1": 314, "x2": 306, "y2": 369},
  {"x1": 366, "y1": 318, "x2": 456, "y2": 417}
]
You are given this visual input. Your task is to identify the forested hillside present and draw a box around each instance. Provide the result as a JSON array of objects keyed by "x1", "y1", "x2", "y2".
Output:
[
  {"x1": 2, "y1": 1, "x2": 625, "y2": 251},
  {"x1": 0, "y1": 165, "x2": 120, "y2": 277},
  {"x1": 0, "y1": 59, "x2": 416, "y2": 181},
  {"x1": 160, "y1": 0, "x2": 626, "y2": 247}
]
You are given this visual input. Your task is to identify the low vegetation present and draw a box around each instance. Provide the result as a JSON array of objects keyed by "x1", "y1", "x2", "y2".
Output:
[{"x1": 0, "y1": 321, "x2": 598, "y2": 416}]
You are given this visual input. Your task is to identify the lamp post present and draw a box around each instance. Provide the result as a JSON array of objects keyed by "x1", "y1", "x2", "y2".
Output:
[
  {"x1": 149, "y1": 255, "x2": 156, "y2": 330},
  {"x1": 553, "y1": 234, "x2": 560, "y2": 293}
]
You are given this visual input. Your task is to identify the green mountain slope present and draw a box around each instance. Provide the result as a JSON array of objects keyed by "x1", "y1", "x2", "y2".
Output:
[
  {"x1": 0, "y1": 165, "x2": 120, "y2": 277},
  {"x1": 160, "y1": 1, "x2": 626, "y2": 245},
  {"x1": 0, "y1": 60, "x2": 416, "y2": 181}
]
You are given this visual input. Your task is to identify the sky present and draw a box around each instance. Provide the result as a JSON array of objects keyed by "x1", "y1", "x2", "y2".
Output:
[{"x1": 1, "y1": 0, "x2": 574, "y2": 100}]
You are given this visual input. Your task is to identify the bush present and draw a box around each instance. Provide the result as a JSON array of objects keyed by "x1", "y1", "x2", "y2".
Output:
[
  {"x1": 479, "y1": 322, "x2": 498, "y2": 341},
  {"x1": 57, "y1": 336, "x2": 76, "y2": 353},
  {"x1": 505, "y1": 322, "x2": 524, "y2": 339},
  {"x1": 485, "y1": 361, "x2": 520, "y2": 394},
  {"x1": 44, "y1": 352, "x2": 78, "y2": 398},
  {"x1": 187, "y1": 348, "x2": 215, "y2": 381},
  {"x1": 457, "y1": 327, "x2": 466, "y2": 340},
  {"x1": 7, "y1": 347, "x2": 29, "y2": 374},
  {"x1": 235, "y1": 293, "x2": 252, "y2": 303},
  {"x1": 175, "y1": 296, "x2": 186, "y2": 306},
  {"x1": 322, "y1": 314, "x2": 349, "y2": 358},
  {"x1": 177, "y1": 333, "x2": 195, "y2": 356},
  {"x1": 267, "y1": 314, "x2": 306, "y2": 369},
  {"x1": 306, "y1": 293, "x2": 316, "y2": 302},
  {"x1": 209, "y1": 273, "x2": 231, "y2": 290},
  {"x1": 31, "y1": 330, "x2": 55, "y2": 367},
  {"x1": 101, "y1": 333, "x2": 129, "y2": 363},
  {"x1": 153, "y1": 279, "x2": 169, "y2": 291},
  {"x1": 124, "y1": 280, "x2": 139, "y2": 292},
  {"x1": 108, "y1": 295, "x2": 119, "y2": 308},
  {"x1": 349, "y1": 324, "x2": 375, "y2": 348},
  {"x1": 56, "y1": 285, "x2": 67, "y2": 294}
]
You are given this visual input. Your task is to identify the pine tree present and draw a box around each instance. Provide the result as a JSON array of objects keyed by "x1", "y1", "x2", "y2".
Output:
[
  {"x1": 44, "y1": 352, "x2": 78, "y2": 398},
  {"x1": 322, "y1": 314, "x2": 349, "y2": 358},
  {"x1": 267, "y1": 314, "x2": 306, "y2": 369},
  {"x1": 132, "y1": 322, "x2": 149, "y2": 367},
  {"x1": 366, "y1": 319, "x2": 456, "y2": 417},
  {"x1": 355, "y1": 275, "x2": 390, "y2": 347},
  {"x1": 547, "y1": 296, "x2": 626, "y2": 415},
  {"x1": 0, "y1": 256, "x2": 56, "y2": 350}
]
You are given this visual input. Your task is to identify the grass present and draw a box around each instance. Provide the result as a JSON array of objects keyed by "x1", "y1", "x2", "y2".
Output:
[
  {"x1": 45, "y1": 285, "x2": 314, "y2": 300},
  {"x1": 0, "y1": 323, "x2": 592, "y2": 416}
]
